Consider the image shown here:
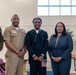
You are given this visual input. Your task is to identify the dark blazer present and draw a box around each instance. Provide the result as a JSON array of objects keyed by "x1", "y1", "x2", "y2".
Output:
[
  {"x1": 25, "y1": 29, "x2": 48, "y2": 60},
  {"x1": 0, "y1": 27, "x2": 3, "y2": 51},
  {"x1": 49, "y1": 34, "x2": 73, "y2": 60}
]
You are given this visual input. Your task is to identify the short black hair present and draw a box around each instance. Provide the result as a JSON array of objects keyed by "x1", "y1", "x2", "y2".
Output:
[
  {"x1": 32, "y1": 17, "x2": 42, "y2": 23},
  {"x1": 11, "y1": 14, "x2": 20, "y2": 20},
  {"x1": 53, "y1": 22, "x2": 67, "y2": 37}
]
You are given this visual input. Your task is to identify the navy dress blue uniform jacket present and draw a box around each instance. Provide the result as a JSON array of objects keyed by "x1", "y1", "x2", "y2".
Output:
[
  {"x1": 48, "y1": 34, "x2": 73, "y2": 75},
  {"x1": 25, "y1": 29, "x2": 48, "y2": 62}
]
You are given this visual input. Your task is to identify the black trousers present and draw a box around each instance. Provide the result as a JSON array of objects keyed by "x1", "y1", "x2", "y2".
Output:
[{"x1": 29, "y1": 60, "x2": 46, "y2": 75}]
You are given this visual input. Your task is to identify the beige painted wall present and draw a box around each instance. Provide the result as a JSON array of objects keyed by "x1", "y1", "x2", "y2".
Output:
[{"x1": 0, "y1": 0, "x2": 76, "y2": 68}]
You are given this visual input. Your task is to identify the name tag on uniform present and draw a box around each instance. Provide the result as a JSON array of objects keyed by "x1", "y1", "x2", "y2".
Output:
[{"x1": 11, "y1": 30, "x2": 17, "y2": 36}]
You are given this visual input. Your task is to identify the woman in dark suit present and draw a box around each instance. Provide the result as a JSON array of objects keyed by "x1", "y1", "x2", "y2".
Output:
[{"x1": 48, "y1": 22, "x2": 73, "y2": 75}]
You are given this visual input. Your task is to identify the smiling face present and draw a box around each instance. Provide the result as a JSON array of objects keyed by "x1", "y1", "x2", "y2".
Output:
[
  {"x1": 56, "y1": 23, "x2": 64, "y2": 34},
  {"x1": 11, "y1": 14, "x2": 20, "y2": 27},
  {"x1": 33, "y1": 18, "x2": 42, "y2": 30}
]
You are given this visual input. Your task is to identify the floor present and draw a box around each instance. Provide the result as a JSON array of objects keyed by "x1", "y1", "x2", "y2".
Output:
[{"x1": 27, "y1": 71, "x2": 53, "y2": 75}]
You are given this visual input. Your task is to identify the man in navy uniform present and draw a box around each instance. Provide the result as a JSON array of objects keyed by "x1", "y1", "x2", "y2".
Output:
[
  {"x1": 4, "y1": 14, "x2": 26, "y2": 75},
  {"x1": 25, "y1": 17, "x2": 48, "y2": 75}
]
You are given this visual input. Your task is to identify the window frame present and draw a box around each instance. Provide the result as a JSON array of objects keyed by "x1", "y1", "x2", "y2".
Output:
[{"x1": 37, "y1": 0, "x2": 76, "y2": 16}]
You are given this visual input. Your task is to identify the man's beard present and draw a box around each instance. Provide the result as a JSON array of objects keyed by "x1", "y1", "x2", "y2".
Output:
[{"x1": 13, "y1": 23, "x2": 19, "y2": 27}]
